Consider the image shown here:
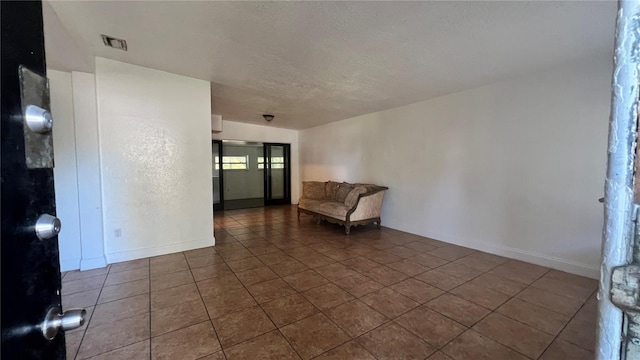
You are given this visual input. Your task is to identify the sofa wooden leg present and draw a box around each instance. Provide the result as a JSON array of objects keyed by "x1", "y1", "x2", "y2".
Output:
[
  {"x1": 297, "y1": 209, "x2": 300, "y2": 220},
  {"x1": 345, "y1": 226, "x2": 351, "y2": 235},
  {"x1": 316, "y1": 217, "x2": 322, "y2": 225},
  {"x1": 376, "y1": 218, "x2": 381, "y2": 229}
]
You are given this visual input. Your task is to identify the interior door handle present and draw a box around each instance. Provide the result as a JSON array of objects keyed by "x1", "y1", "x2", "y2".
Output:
[{"x1": 41, "y1": 306, "x2": 86, "y2": 340}]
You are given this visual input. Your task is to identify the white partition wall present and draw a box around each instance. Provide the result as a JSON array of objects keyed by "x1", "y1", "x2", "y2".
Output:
[
  {"x1": 95, "y1": 58, "x2": 214, "y2": 263},
  {"x1": 49, "y1": 70, "x2": 82, "y2": 271},
  {"x1": 72, "y1": 72, "x2": 108, "y2": 270},
  {"x1": 49, "y1": 70, "x2": 107, "y2": 271}
]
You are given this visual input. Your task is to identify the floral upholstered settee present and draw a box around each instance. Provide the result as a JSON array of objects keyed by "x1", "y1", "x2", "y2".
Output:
[{"x1": 297, "y1": 181, "x2": 388, "y2": 235}]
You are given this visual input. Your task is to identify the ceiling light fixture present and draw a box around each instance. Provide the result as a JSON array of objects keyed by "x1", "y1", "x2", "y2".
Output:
[{"x1": 263, "y1": 114, "x2": 274, "y2": 122}]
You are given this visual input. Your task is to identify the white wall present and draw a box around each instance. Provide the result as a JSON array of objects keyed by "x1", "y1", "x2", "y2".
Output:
[
  {"x1": 49, "y1": 70, "x2": 82, "y2": 271},
  {"x1": 49, "y1": 70, "x2": 107, "y2": 271},
  {"x1": 300, "y1": 56, "x2": 611, "y2": 278},
  {"x1": 43, "y1": 1, "x2": 93, "y2": 73},
  {"x1": 213, "y1": 121, "x2": 300, "y2": 203},
  {"x1": 72, "y1": 72, "x2": 108, "y2": 270},
  {"x1": 95, "y1": 58, "x2": 214, "y2": 263}
]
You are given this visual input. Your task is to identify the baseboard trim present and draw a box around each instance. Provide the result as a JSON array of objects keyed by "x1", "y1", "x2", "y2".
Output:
[
  {"x1": 106, "y1": 237, "x2": 216, "y2": 264},
  {"x1": 80, "y1": 255, "x2": 108, "y2": 271},
  {"x1": 60, "y1": 258, "x2": 81, "y2": 272},
  {"x1": 394, "y1": 228, "x2": 599, "y2": 279}
]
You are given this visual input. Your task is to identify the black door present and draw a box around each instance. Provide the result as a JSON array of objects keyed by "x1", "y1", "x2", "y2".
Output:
[
  {"x1": 1, "y1": 1, "x2": 83, "y2": 359},
  {"x1": 212, "y1": 140, "x2": 224, "y2": 211},
  {"x1": 263, "y1": 143, "x2": 291, "y2": 206}
]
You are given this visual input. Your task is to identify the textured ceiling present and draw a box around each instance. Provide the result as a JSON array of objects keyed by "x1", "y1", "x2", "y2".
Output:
[{"x1": 45, "y1": 1, "x2": 616, "y2": 129}]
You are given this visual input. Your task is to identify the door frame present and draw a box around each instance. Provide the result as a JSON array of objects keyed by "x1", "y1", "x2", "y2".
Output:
[
  {"x1": 596, "y1": 1, "x2": 640, "y2": 359},
  {"x1": 263, "y1": 143, "x2": 291, "y2": 206},
  {"x1": 212, "y1": 140, "x2": 224, "y2": 212}
]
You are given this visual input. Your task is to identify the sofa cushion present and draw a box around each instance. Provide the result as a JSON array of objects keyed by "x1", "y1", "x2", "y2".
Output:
[
  {"x1": 335, "y1": 183, "x2": 355, "y2": 202},
  {"x1": 302, "y1": 181, "x2": 326, "y2": 200},
  {"x1": 298, "y1": 198, "x2": 323, "y2": 210},
  {"x1": 299, "y1": 199, "x2": 348, "y2": 220},
  {"x1": 315, "y1": 201, "x2": 349, "y2": 220},
  {"x1": 325, "y1": 181, "x2": 340, "y2": 201},
  {"x1": 344, "y1": 186, "x2": 368, "y2": 208}
]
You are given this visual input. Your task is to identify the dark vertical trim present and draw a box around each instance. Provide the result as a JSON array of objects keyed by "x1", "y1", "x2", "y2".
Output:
[
  {"x1": 263, "y1": 143, "x2": 291, "y2": 206},
  {"x1": 285, "y1": 143, "x2": 291, "y2": 204},
  {"x1": 263, "y1": 143, "x2": 271, "y2": 203},
  {"x1": 212, "y1": 140, "x2": 224, "y2": 212}
]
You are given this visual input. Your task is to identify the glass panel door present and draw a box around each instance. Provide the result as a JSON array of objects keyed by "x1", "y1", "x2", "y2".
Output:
[
  {"x1": 212, "y1": 140, "x2": 223, "y2": 211},
  {"x1": 263, "y1": 143, "x2": 291, "y2": 206},
  {"x1": 222, "y1": 141, "x2": 264, "y2": 210}
]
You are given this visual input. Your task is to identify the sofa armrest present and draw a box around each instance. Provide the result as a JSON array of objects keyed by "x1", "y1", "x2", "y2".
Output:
[{"x1": 349, "y1": 190, "x2": 386, "y2": 221}]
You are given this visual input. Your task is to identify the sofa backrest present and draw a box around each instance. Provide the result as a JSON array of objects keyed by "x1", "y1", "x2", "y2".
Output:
[
  {"x1": 301, "y1": 181, "x2": 388, "y2": 203},
  {"x1": 335, "y1": 183, "x2": 355, "y2": 202},
  {"x1": 325, "y1": 181, "x2": 340, "y2": 201},
  {"x1": 302, "y1": 181, "x2": 326, "y2": 200}
]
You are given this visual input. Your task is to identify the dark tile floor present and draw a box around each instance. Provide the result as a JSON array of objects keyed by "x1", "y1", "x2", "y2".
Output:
[{"x1": 62, "y1": 205, "x2": 597, "y2": 360}]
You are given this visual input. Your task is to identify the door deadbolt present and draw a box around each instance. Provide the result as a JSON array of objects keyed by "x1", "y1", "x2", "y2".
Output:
[
  {"x1": 41, "y1": 306, "x2": 86, "y2": 340},
  {"x1": 25, "y1": 104, "x2": 53, "y2": 133},
  {"x1": 35, "y1": 214, "x2": 61, "y2": 240}
]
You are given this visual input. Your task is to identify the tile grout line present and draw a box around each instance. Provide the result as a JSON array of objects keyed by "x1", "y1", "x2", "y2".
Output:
[
  {"x1": 461, "y1": 269, "x2": 553, "y2": 359},
  {"x1": 219, "y1": 231, "x2": 307, "y2": 359},
  {"x1": 504, "y1": 270, "x2": 592, "y2": 318},
  {"x1": 69, "y1": 206, "x2": 597, "y2": 360},
  {"x1": 312, "y1": 300, "x2": 385, "y2": 359},
  {"x1": 73, "y1": 261, "x2": 154, "y2": 359},
  {"x1": 61, "y1": 273, "x2": 109, "y2": 297},
  {"x1": 373, "y1": 260, "x2": 588, "y2": 359},
  {"x1": 255, "y1": 211, "x2": 536, "y2": 358},
  {"x1": 271, "y1": 239, "x2": 449, "y2": 359},
  {"x1": 252, "y1": 229, "x2": 385, "y2": 360},
  {"x1": 534, "y1": 287, "x2": 599, "y2": 358},
  {"x1": 73, "y1": 264, "x2": 112, "y2": 360},
  {"x1": 451, "y1": 267, "x2": 593, "y2": 360},
  {"x1": 84, "y1": 228, "x2": 382, "y2": 358},
  {"x1": 185, "y1": 250, "x2": 228, "y2": 360},
  {"x1": 235, "y1": 221, "x2": 471, "y2": 358},
  {"x1": 93, "y1": 278, "x2": 149, "y2": 306},
  {"x1": 215, "y1": 226, "x2": 378, "y2": 359}
]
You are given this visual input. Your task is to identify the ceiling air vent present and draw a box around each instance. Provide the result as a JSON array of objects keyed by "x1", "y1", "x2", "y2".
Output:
[{"x1": 101, "y1": 35, "x2": 127, "y2": 51}]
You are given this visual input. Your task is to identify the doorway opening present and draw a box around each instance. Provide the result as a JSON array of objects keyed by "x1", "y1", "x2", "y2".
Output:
[{"x1": 212, "y1": 140, "x2": 291, "y2": 211}]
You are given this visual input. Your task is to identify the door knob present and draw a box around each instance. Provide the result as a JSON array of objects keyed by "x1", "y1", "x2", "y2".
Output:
[
  {"x1": 25, "y1": 104, "x2": 53, "y2": 133},
  {"x1": 41, "y1": 306, "x2": 86, "y2": 340},
  {"x1": 35, "y1": 214, "x2": 61, "y2": 240}
]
